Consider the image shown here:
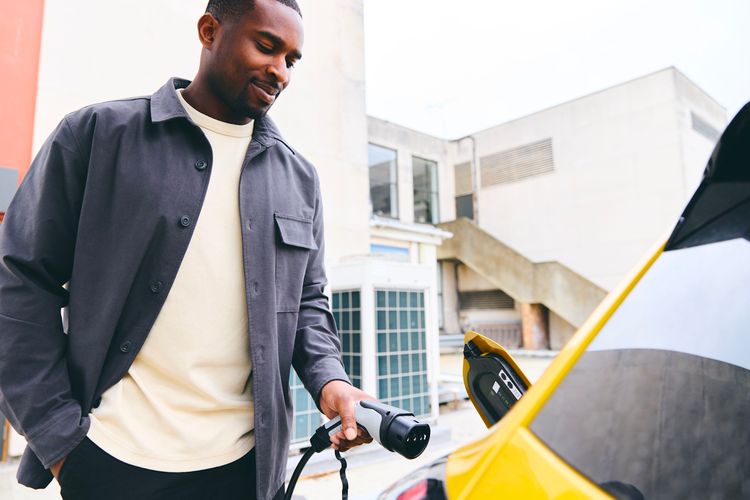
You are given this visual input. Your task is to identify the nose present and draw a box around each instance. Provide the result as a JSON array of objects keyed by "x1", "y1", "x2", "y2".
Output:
[{"x1": 267, "y1": 57, "x2": 290, "y2": 85}]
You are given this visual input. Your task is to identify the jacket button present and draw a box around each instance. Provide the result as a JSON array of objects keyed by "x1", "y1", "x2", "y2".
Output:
[
  {"x1": 93, "y1": 397, "x2": 102, "y2": 409},
  {"x1": 151, "y1": 281, "x2": 163, "y2": 293},
  {"x1": 180, "y1": 215, "x2": 191, "y2": 227},
  {"x1": 120, "y1": 341, "x2": 132, "y2": 353},
  {"x1": 195, "y1": 160, "x2": 207, "y2": 171}
]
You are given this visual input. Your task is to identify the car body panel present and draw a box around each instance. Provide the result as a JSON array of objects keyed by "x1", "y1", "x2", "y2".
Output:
[{"x1": 446, "y1": 234, "x2": 668, "y2": 500}]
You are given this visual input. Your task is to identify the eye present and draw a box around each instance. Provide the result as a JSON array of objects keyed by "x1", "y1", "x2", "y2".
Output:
[
  {"x1": 286, "y1": 59, "x2": 296, "y2": 69},
  {"x1": 256, "y1": 42, "x2": 273, "y2": 54}
]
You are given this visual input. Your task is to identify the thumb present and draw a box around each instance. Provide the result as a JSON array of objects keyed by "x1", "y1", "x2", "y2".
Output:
[{"x1": 339, "y1": 399, "x2": 358, "y2": 441}]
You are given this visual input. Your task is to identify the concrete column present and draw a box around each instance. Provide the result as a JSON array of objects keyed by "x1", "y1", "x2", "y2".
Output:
[{"x1": 521, "y1": 303, "x2": 549, "y2": 350}]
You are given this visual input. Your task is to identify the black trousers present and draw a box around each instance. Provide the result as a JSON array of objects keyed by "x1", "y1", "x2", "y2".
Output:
[{"x1": 57, "y1": 438, "x2": 284, "y2": 500}]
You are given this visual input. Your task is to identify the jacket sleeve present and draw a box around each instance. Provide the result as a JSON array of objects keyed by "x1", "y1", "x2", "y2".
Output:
[
  {"x1": 0, "y1": 116, "x2": 90, "y2": 469},
  {"x1": 292, "y1": 180, "x2": 351, "y2": 409}
]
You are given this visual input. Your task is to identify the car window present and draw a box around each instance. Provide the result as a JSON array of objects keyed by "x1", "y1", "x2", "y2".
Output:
[{"x1": 530, "y1": 238, "x2": 750, "y2": 500}]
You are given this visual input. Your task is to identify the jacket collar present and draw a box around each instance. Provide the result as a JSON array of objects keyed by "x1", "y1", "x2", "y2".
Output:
[{"x1": 151, "y1": 77, "x2": 295, "y2": 153}]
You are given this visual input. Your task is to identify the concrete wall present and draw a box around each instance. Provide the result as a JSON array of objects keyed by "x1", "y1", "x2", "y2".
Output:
[
  {"x1": 32, "y1": 0, "x2": 371, "y2": 266},
  {"x1": 446, "y1": 68, "x2": 727, "y2": 291},
  {"x1": 440, "y1": 261, "x2": 461, "y2": 335},
  {"x1": 549, "y1": 310, "x2": 577, "y2": 350}
]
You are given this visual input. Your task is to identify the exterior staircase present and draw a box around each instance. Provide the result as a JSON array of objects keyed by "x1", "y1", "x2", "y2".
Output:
[{"x1": 437, "y1": 218, "x2": 607, "y2": 328}]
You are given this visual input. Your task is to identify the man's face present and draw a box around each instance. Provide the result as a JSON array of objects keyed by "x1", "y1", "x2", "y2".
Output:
[{"x1": 206, "y1": 0, "x2": 304, "y2": 120}]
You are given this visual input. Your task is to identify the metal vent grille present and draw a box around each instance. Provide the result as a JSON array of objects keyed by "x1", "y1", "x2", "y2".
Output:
[
  {"x1": 480, "y1": 138, "x2": 554, "y2": 188},
  {"x1": 459, "y1": 290, "x2": 515, "y2": 310},
  {"x1": 454, "y1": 161, "x2": 473, "y2": 196},
  {"x1": 691, "y1": 112, "x2": 721, "y2": 142}
]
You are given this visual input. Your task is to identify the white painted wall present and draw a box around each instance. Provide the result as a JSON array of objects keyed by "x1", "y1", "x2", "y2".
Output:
[
  {"x1": 33, "y1": 0, "x2": 371, "y2": 266},
  {"x1": 447, "y1": 68, "x2": 726, "y2": 291}
]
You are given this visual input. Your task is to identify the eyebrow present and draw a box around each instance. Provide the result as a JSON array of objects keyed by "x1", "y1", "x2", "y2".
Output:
[{"x1": 257, "y1": 30, "x2": 302, "y2": 61}]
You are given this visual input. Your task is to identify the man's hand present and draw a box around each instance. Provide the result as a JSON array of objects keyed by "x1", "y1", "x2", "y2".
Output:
[
  {"x1": 50, "y1": 457, "x2": 66, "y2": 480},
  {"x1": 319, "y1": 380, "x2": 376, "y2": 452}
]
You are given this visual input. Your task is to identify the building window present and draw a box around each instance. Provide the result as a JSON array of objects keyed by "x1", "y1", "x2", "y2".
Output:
[
  {"x1": 332, "y1": 290, "x2": 362, "y2": 389},
  {"x1": 369, "y1": 144, "x2": 399, "y2": 219},
  {"x1": 375, "y1": 289, "x2": 431, "y2": 417},
  {"x1": 455, "y1": 194, "x2": 474, "y2": 220},
  {"x1": 289, "y1": 370, "x2": 322, "y2": 444},
  {"x1": 413, "y1": 157, "x2": 439, "y2": 225}
]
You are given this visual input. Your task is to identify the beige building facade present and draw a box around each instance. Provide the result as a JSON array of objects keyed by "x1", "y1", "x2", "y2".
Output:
[{"x1": 368, "y1": 67, "x2": 727, "y2": 351}]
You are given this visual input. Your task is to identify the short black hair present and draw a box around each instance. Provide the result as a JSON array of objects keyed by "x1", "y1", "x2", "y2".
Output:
[{"x1": 206, "y1": 0, "x2": 302, "y2": 21}]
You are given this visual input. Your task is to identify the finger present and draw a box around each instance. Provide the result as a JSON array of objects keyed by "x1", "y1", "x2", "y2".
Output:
[{"x1": 338, "y1": 401, "x2": 358, "y2": 441}]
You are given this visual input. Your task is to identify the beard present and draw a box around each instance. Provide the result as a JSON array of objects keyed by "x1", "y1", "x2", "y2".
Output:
[{"x1": 234, "y1": 81, "x2": 275, "y2": 120}]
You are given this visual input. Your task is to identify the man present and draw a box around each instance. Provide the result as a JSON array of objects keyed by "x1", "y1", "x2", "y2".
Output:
[{"x1": 0, "y1": 0, "x2": 372, "y2": 498}]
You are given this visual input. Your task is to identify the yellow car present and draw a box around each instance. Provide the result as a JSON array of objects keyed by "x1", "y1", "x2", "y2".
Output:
[{"x1": 378, "y1": 103, "x2": 750, "y2": 500}]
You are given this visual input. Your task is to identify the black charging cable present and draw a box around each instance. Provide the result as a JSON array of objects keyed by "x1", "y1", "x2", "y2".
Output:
[{"x1": 284, "y1": 401, "x2": 431, "y2": 500}]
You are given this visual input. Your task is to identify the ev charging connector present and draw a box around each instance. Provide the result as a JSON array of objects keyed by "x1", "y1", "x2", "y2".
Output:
[{"x1": 284, "y1": 400, "x2": 431, "y2": 500}]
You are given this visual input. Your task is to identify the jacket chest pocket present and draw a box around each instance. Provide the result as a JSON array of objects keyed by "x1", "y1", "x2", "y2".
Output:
[{"x1": 275, "y1": 214, "x2": 317, "y2": 313}]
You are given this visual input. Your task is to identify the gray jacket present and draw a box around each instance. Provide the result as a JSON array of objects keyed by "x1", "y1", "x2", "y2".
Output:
[{"x1": 0, "y1": 78, "x2": 348, "y2": 499}]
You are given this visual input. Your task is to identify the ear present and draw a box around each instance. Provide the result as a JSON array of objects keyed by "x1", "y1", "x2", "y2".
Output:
[{"x1": 197, "y1": 13, "x2": 220, "y2": 50}]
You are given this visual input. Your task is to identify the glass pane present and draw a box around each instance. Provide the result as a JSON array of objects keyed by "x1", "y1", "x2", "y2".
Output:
[
  {"x1": 420, "y1": 311, "x2": 425, "y2": 328},
  {"x1": 353, "y1": 333, "x2": 361, "y2": 353},
  {"x1": 341, "y1": 333, "x2": 350, "y2": 352},
  {"x1": 414, "y1": 397, "x2": 422, "y2": 416},
  {"x1": 388, "y1": 311, "x2": 398, "y2": 330},
  {"x1": 343, "y1": 355, "x2": 350, "y2": 373},
  {"x1": 400, "y1": 332, "x2": 409, "y2": 351},
  {"x1": 342, "y1": 292, "x2": 350, "y2": 309},
  {"x1": 420, "y1": 292, "x2": 425, "y2": 308},
  {"x1": 377, "y1": 290, "x2": 386, "y2": 308},
  {"x1": 378, "y1": 356, "x2": 388, "y2": 376},
  {"x1": 422, "y1": 353, "x2": 427, "y2": 371},
  {"x1": 353, "y1": 356, "x2": 361, "y2": 376},
  {"x1": 424, "y1": 396, "x2": 430, "y2": 415},
  {"x1": 353, "y1": 379, "x2": 361, "y2": 389},
  {"x1": 333, "y1": 312, "x2": 340, "y2": 328},
  {"x1": 410, "y1": 311, "x2": 419, "y2": 329},
  {"x1": 389, "y1": 332, "x2": 398, "y2": 352},
  {"x1": 410, "y1": 292, "x2": 418, "y2": 308},
  {"x1": 413, "y1": 375, "x2": 421, "y2": 394},
  {"x1": 399, "y1": 311, "x2": 408, "y2": 329},
  {"x1": 388, "y1": 291, "x2": 397, "y2": 308},
  {"x1": 402, "y1": 398, "x2": 411, "y2": 412},
  {"x1": 402, "y1": 376, "x2": 411, "y2": 396},
  {"x1": 390, "y1": 355, "x2": 399, "y2": 375},
  {"x1": 379, "y1": 379, "x2": 388, "y2": 399},
  {"x1": 332, "y1": 293, "x2": 340, "y2": 309},
  {"x1": 369, "y1": 144, "x2": 398, "y2": 219},
  {"x1": 352, "y1": 291, "x2": 360, "y2": 308},
  {"x1": 390, "y1": 377, "x2": 400, "y2": 397},
  {"x1": 411, "y1": 331, "x2": 419, "y2": 350},
  {"x1": 352, "y1": 311, "x2": 360, "y2": 331},
  {"x1": 342, "y1": 312, "x2": 350, "y2": 331},
  {"x1": 421, "y1": 332, "x2": 427, "y2": 350},
  {"x1": 378, "y1": 333, "x2": 386, "y2": 352},
  {"x1": 456, "y1": 194, "x2": 474, "y2": 220},
  {"x1": 295, "y1": 389, "x2": 309, "y2": 412},
  {"x1": 296, "y1": 414, "x2": 308, "y2": 438},
  {"x1": 412, "y1": 353, "x2": 420, "y2": 372},
  {"x1": 399, "y1": 292, "x2": 408, "y2": 308},
  {"x1": 377, "y1": 311, "x2": 386, "y2": 330},
  {"x1": 401, "y1": 354, "x2": 410, "y2": 373}
]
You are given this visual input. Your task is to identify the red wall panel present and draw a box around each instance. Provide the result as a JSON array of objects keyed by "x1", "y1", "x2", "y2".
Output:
[{"x1": 0, "y1": 0, "x2": 46, "y2": 183}]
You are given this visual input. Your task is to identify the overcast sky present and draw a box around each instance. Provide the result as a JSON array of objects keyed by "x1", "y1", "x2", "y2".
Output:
[{"x1": 363, "y1": 0, "x2": 750, "y2": 140}]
